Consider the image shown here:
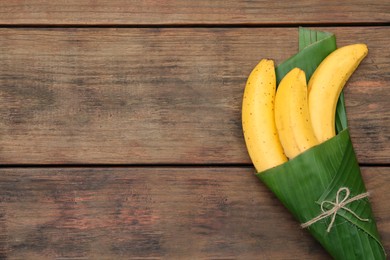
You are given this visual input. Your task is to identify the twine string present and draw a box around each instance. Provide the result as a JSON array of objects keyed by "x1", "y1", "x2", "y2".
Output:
[{"x1": 301, "y1": 187, "x2": 370, "y2": 232}]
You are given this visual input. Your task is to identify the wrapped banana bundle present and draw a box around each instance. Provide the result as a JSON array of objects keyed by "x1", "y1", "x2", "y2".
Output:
[{"x1": 242, "y1": 28, "x2": 386, "y2": 259}]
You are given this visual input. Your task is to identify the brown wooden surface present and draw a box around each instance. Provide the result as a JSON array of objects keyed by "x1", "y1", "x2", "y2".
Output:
[
  {"x1": 1, "y1": 27, "x2": 389, "y2": 165},
  {"x1": 0, "y1": 0, "x2": 389, "y2": 25},
  {"x1": 1, "y1": 1, "x2": 389, "y2": 259},
  {"x1": 0, "y1": 167, "x2": 388, "y2": 259}
]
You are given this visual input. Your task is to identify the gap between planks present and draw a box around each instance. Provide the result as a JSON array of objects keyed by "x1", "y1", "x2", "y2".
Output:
[
  {"x1": 0, "y1": 163, "x2": 389, "y2": 169},
  {"x1": 0, "y1": 22, "x2": 389, "y2": 29}
]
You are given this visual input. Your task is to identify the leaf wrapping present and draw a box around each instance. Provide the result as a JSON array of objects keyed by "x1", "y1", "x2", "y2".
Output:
[{"x1": 257, "y1": 130, "x2": 385, "y2": 259}]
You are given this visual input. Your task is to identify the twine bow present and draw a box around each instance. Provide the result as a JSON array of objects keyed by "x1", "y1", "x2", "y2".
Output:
[{"x1": 301, "y1": 187, "x2": 370, "y2": 232}]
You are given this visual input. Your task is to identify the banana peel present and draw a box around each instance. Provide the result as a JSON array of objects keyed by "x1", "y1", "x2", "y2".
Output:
[{"x1": 255, "y1": 28, "x2": 386, "y2": 259}]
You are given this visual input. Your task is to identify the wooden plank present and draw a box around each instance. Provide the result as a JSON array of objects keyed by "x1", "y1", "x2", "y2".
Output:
[
  {"x1": 0, "y1": 0, "x2": 389, "y2": 25},
  {"x1": 0, "y1": 166, "x2": 388, "y2": 259},
  {"x1": 0, "y1": 27, "x2": 389, "y2": 164}
]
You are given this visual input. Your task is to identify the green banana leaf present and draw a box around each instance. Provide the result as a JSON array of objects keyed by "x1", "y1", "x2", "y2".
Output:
[
  {"x1": 256, "y1": 28, "x2": 386, "y2": 259},
  {"x1": 276, "y1": 27, "x2": 335, "y2": 84},
  {"x1": 257, "y1": 130, "x2": 385, "y2": 259}
]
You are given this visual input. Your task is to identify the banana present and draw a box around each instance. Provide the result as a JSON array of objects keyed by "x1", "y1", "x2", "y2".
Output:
[
  {"x1": 242, "y1": 59, "x2": 287, "y2": 172},
  {"x1": 308, "y1": 43, "x2": 368, "y2": 142},
  {"x1": 275, "y1": 68, "x2": 319, "y2": 159}
]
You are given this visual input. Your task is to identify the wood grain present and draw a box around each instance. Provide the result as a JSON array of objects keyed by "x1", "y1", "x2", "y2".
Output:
[
  {"x1": 0, "y1": 0, "x2": 389, "y2": 25},
  {"x1": 0, "y1": 166, "x2": 388, "y2": 259},
  {"x1": 0, "y1": 27, "x2": 389, "y2": 165}
]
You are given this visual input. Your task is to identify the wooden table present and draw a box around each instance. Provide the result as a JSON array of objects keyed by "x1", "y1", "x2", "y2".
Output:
[{"x1": 0, "y1": 1, "x2": 389, "y2": 259}]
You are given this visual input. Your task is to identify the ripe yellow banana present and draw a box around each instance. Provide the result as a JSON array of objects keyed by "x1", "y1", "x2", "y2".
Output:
[
  {"x1": 308, "y1": 43, "x2": 368, "y2": 142},
  {"x1": 242, "y1": 59, "x2": 287, "y2": 172},
  {"x1": 275, "y1": 68, "x2": 319, "y2": 159}
]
